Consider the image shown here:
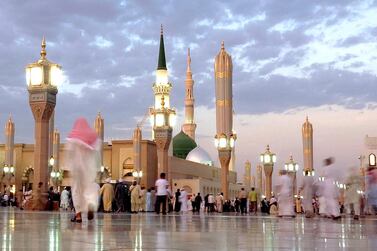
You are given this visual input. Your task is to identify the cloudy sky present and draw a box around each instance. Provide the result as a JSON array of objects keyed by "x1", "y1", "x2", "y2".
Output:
[{"x1": 1, "y1": 0, "x2": 377, "y2": 182}]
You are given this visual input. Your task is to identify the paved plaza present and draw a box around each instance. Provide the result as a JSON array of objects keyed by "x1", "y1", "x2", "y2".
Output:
[{"x1": 0, "y1": 208, "x2": 376, "y2": 250}]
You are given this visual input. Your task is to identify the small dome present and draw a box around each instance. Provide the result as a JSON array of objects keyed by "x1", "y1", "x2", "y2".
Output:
[
  {"x1": 186, "y1": 146, "x2": 213, "y2": 166},
  {"x1": 173, "y1": 131, "x2": 197, "y2": 159}
]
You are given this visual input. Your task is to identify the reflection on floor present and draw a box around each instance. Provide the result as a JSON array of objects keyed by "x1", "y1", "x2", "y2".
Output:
[{"x1": 0, "y1": 208, "x2": 376, "y2": 250}]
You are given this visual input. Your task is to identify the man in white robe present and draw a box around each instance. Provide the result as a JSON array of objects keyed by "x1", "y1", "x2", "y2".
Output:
[
  {"x1": 66, "y1": 118, "x2": 100, "y2": 223},
  {"x1": 275, "y1": 170, "x2": 295, "y2": 217},
  {"x1": 179, "y1": 188, "x2": 188, "y2": 213},
  {"x1": 299, "y1": 171, "x2": 315, "y2": 218},
  {"x1": 320, "y1": 158, "x2": 340, "y2": 219}
]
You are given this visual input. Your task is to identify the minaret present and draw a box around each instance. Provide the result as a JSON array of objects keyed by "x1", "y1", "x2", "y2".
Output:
[
  {"x1": 302, "y1": 116, "x2": 314, "y2": 175},
  {"x1": 243, "y1": 160, "x2": 251, "y2": 188},
  {"x1": 150, "y1": 25, "x2": 176, "y2": 184},
  {"x1": 94, "y1": 112, "x2": 104, "y2": 166},
  {"x1": 133, "y1": 127, "x2": 142, "y2": 182},
  {"x1": 214, "y1": 41, "x2": 236, "y2": 200},
  {"x1": 52, "y1": 129, "x2": 60, "y2": 172},
  {"x1": 5, "y1": 116, "x2": 15, "y2": 167},
  {"x1": 256, "y1": 164, "x2": 263, "y2": 195},
  {"x1": 182, "y1": 48, "x2": 197, "y2": 140}
]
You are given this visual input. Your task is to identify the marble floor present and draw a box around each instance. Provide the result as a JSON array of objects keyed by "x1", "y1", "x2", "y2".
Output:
[{"x1": 0, "y1": 208, "x2": 376, "y2": 251}]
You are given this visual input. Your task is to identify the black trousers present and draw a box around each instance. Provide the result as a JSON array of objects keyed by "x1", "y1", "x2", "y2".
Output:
[
  {"x1": 240, "y1": 198, "x2": 247, "y2": 213},
  {"x1": 155, "y1": 195, "x2": 167, "y2": 214}
]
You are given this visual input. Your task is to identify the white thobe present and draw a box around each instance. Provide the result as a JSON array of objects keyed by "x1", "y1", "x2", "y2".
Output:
[
  {"x1": 322, "y1": 178, "x2": 340, "y2": 217},
  {"x1": 299, "y1": 176, "x2": 315, "y2": 213},
  {"x1": 275, "y1": 174, "x2": 294, "y2": 216},
  {"x1": 65, "y1": 140, "x2": 100, "y2": 213},
  {"x1": 179, "y1": 191, "x2": 188, "y2": 212}
]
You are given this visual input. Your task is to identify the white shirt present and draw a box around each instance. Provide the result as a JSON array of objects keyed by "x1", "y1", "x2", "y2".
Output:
[{"x1": 155, "y1": 178, "x2": 169, "y2": 196}]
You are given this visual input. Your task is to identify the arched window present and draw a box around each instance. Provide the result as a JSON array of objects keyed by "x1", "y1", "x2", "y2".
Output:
[
  {"x1": 122, "y1": 157, "x2": 134, "y2": 176},
  {"x1": 369, "y1": 154, "x2": 376, "y2": 166}
]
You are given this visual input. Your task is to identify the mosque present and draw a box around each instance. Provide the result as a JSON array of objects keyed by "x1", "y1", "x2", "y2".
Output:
[{"x1": 0, "y1": 27, "x2": 243, "y2": 199}]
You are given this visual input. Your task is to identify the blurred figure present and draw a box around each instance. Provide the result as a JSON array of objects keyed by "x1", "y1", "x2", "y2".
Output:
[
  {"x1": 100, "y1": 178, "x2": 114, "y2": 213},
  {"x1": 239, "y1": 188, "x2": 247, "y2": 214},
  {"x1": 208, "y1": 193, "x2": 215, "y2": 212},
  {"x1": 66, "y1": 118, "x2": 100, "y2": 223},
  {"x1": 320, "y1": 158, "x2": 341, "y2": 220},
  {"x1": 60, "y1": 187, "x2": 70, "y2": 210},
  {"x1": 115, "y1": 179, "x2": 128, "y2": 213},
  {"x1": 216, "y1": 193, "x2": 224, "y2": 213},
  {"x1": 275, "y1": 170, "x2": 295, "y2": 217},
  {"x1": 139, "y1": 186, "x2": 146, "y2": 212},
  {"x1": 194, "y1": 193, "x2": 203, "y2": 213},
  {"x1": 269, "y1": 196, "x2": 278, "y2": 216},
  {"x1": 299, "y1": 171, "x2": 315, "y2": 218},
  {"x1": 146, "y1": 188, "x2": 154, "y2": 212},
  {"x1": 129, "y1": 180, "x2": 141, "y2": 213},
  {"x1": 248, "y1": 187, "x2": 258, "y2": 215},
  {"x1": 345, "y1": 167, "x2": 362, "y2": 220},
  {"x1": 179, "y1": 188, "x2": 188, "y2": 213},
  {"x1": 367, "y1": 167, "x2": 377, "y2": 213},
  {"x1": 174, "y1": 189, "x2": 181, "y2": 212}
]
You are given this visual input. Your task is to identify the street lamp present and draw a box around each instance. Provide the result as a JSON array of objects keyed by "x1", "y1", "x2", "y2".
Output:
[
  {"x1": 260, "y1": 145, "x2": 276, "y2": 200},
  {"x1": 3, "y1": 164, "x2": 15, "y2": 175},
  {"x1": 284, "y1": 155, "x2": 299, "y2": 198},
  {"x1": 26, "y1": 37, "x2": 61, "y2": 195},
  {"x1": 214, "y1": 133, "x2": 237, "y2": 200}
]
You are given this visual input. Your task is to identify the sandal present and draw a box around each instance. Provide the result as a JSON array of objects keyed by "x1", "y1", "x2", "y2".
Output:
[{"x1": 71, "y1": 213, "x2": 82, "y2": 223}]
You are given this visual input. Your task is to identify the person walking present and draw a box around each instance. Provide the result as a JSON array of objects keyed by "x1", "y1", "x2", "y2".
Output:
[
  {"x1": 179, "y1": 188, "x2": 188, "y2": 213},
  {"x1": 60, "y1": 187, "x2": 70, "y2": 211},
  {"x1": 146, "y1": 188, "x2": 154, "y2": 212},
  {"x1": 115, "y1": 179, "x2": 127, "y2": 213},
  {"x1": 65, "y1": 118, "x2": 101, "y2": 223},
  {"x1": 174, "y1": 189, "x2": 181, "y2": 212},
  {"x1": 208, "y1": 193, "x2": 215, "y2": 212},
  {"x1": 100, "y1": 178, "x2": 114, "y2": 213},
  {"x1": 248, "y1": 187, "x2": 258, "y2": 215},
  {"x1": 155, "y1": 173, "x2": 169, "y2": 215},
  {"x1": 129, "y1": 181, "x2": 141, "y2": 213},
  {"x1": 139, "y1": 186, "x2": 146, "y2": 212},
  {"x1": 345, "y1": 167, "x2": 362, "y2": 220},
  {"x1": 215, "y1": 193, "x2": 224, "y2": 213},
  {"x1": 239, "y1": 188, "x2": 247, "y2": 214},
  {"x1": 320, "y1": 158, "x2": 341, "y2": 220},
  {"x1": 195, "y1": 193, "x2": 203, "y2": 213},
  {"x1": 275, "y1": 170, "x2": 295, "y2": 217},
  {"x1": 299, "y1": 171, "x2": 315, "y2": 218}
]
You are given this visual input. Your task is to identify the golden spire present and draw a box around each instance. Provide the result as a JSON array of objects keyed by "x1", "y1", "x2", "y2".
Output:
[
  {"x1": 40, "y1": 36, "x2": 46, "y2": 59},
  {"x1": 221, "y1": 41, "x2": 225, "y2": 50},
  {"x1": 187, "y1": 48, "x2": 191, "y2": 73}
]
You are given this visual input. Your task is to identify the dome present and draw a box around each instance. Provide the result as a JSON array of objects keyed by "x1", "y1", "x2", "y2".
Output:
[
  {"x1": 186, "y1": 146, "x2": 213, "y2": 166},
  {"x1": 173, "y1": 131, "x2": 197, "y2": 159}
]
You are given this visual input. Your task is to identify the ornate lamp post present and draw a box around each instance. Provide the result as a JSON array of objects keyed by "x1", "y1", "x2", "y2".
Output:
[
  {"x1": 2, "y1": 164, "x2": 15, "y2": 194},
  {"x1": 214, "y1": 133, "x2": 236, "y2": 200},
  {"x1": 260, "y1": 145, "x2": 276, "y2": 200},
  {"x1": 132, "y1": 170, "x2": 143, "y2": 183},
  {"x1": 284, "y1": 155, "x2": 299, "y2": 197},
  {"x1": 26, "y1": 37, "x2": 61, "y2": 198},
  {"x1": 150, "y1": 26, "x2": 176, "y2": 186}
]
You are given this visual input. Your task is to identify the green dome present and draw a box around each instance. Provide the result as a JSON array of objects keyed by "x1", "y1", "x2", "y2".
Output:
[{"x1": 173, "y1": 131, "x2": 197, "y2": 159}]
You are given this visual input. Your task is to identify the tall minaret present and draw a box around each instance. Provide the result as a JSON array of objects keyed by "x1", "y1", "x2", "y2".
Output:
[
  {"x1": 302, "y1": 116, "x2": 314, "y2": 175},
  {"x1": 256, "y1": 164, "x2": 263, "y2": 194},
  {"x1": 133, "y1": 127, "x2": 142, "y2": 181},
  {"x1": 182, "y1": 48, "x2": 197, "y2": 140},
  {"x1": 214, "y1": 41, "x2": 236, "y2": 200},
  {"x1": 243, "y1": 160, "x2": 251, "y2": 188},
  {"x1": 5, "y1": 116, "x2": 15, "y2": 167},
  {"x1": 94, "y1": 112, "x2": 104, "y2": 166},
  {"x1": 150, "y1": 25, "x2": 176, "y2": 184},
  {"x1": 52, "y1": 129, "x2": 60, "y2": 172}
]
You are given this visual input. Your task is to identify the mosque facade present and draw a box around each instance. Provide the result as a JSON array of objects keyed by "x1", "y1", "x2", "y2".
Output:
[{"x1": 0, "y1": 27, "x2": 242, "y2": 198}]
